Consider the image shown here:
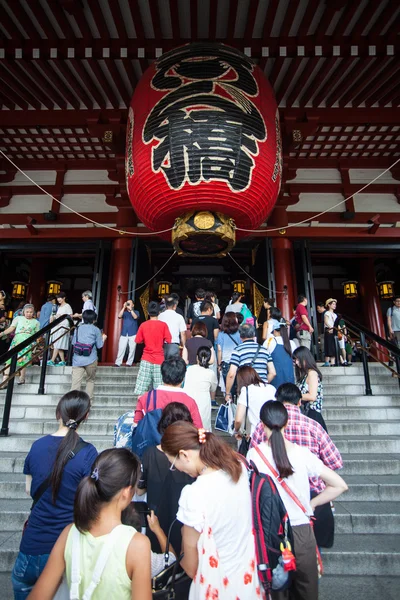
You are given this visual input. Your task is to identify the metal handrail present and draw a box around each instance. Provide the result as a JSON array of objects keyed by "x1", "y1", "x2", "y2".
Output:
[
  {"x1": 0, "y1": 315, "x2": 77, "y2": 436},
  {"x1": 339, "y1": 314, "x2": 400, "y2": 395}
]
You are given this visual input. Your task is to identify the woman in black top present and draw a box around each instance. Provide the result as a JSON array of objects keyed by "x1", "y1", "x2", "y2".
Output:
[
  {"x1": 182, "y1": 321, "x2": 214, "y2": 366},
  {"x1": 136, "y1": 402, "x2": 194, "y2": 555}
]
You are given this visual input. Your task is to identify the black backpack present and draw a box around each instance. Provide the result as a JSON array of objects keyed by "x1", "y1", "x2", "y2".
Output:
[{"x1": 247, "y1": 460, "x2": 295, "y2": 597}]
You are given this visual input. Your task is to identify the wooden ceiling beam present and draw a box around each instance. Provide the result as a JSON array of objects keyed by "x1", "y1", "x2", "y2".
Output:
[
  {"x1": 148, "y1": 0, "x2": 163, "y2": 40},
  {"x1": 0, "y1": 37, "x2": 398, "y2": 58},
  {"x1": 243, "y1": 0, "x2": 259, "y2": 40},
  {"x1": 69, "y1": 5, "x2": 93, "y2": 39},
  {"x1": 299, "y1": 58, "x2": 337, "y2": 107},
  {"x1": 5, "y1": 60, "x2": 55, "y2": 110},
  {"x1": 0, "y1": 64, "x2": 41, "y2": 109},
  {"x1": 276, "y1": 57, "x2": 302, "y2": 105},
  {"x1": 0, "y1": 92, "x2": 15, "y2": 110},
  {"x1": 262, "y1": 0, "x2": 279, "y2": 40},
  {"x1": 86, "y1": 0, "x2": 109, "y2": 39},
  {"x1": 331, "y1": 0, "x2": 362, "y2": 40},
  {"x1": 268, "y1": 56, "x2": 285, "y2": 88},
  {"x1": 87, "y1": 59, "x2": 120, "y2": 109},
  {"x1": 8, "y1": 2, "x2": 41, "y2": 40},
  {"x1": 378, "y1": 82, "x2": 400, "y2": 108},
  {"x1": 0, "y1": 9, "x2": 26, "y2": 39},
  {"x1": 104, "y1": 58, "x2": 131, "y2": 105},
  {"x1": 279, "y1": 0, "x2": 300, "y2": 38},
  {"x1": 366, "y1": 71, "x2": 400, "y2": 108},
  {"x1": 23, "y1": 60, "x2": 68, "y2": 109},
  {"x1": 70, "y1": 59, "x2": 107, "y2": 109},
  {"x1": 351, "y1": 1, "x2": 381, "y2": 41},
  {"x1": 47, "y1": 1, "x2": 76, "y2": 39},
  {"x1": 315, "y1": 5, "x2": 339, "y2": 43},
  {"x1": 32, "y1": 3, "x2": 59, "y2": 40},
  {"x1": 108, "y1": 0, "x2": 129, "y2": 40},
  {"x1": 313, "y1": 57, "x2": 356, "y2": 108},
  {"x1": 337, "y1": 57, "x2": 388, "y2": 107},
  {"x1": 40, "y1": 60, "x2": 81, "y2": 110},
  {"x1": 367, "y1": 3, "x2": 398, "y2": 40},
  {"x1": 208, "y1": 0, "x2": 218, "y2": 39},
  {"x1": 120, "y1": 58, "x2": 138, "y2": 93},
  {"x1": 190, "y1": 0, "x2": 198, "y2": 41},
  {"x1": 286, "y1": 57, "x2": 319, "y2": 107},
  {"x1": 54, "y1": 60, "x2": 92, "y2": 109},
  {"x1": 129, "y1": 0, "x2": 145, "y2": 43},
  {"x1": 226, "y1": 0, "x2": 239, "y2": 42},
  {"x1": 353, "y1": 59, "x2": 399, "y2": 106}
]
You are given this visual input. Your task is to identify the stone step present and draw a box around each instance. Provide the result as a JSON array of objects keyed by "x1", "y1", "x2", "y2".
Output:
[
  {"x1": 327, "y1": 421, "x2": 400, "y2": 436},
  {"x1": 332, "y1": 436, "x2": 400, "y2": 454},
  {"x1": 1, "y1": 473, "x2": 398, "y2": 503},
  {"x1": 338, "y1": 454, "x2": 400, "y2": 476},
  {"x1": 323, "y1": 395, "x2": 400, "y2": 407},
  {"x1": 323, "y1": 383, "x2": 400, "y2": 395},
  {"x1": 324, "y1": 407, "x2": 400, "y2": 420},
  {"x1": 1, "y1": 383, "x2": 136, "y2": 395},
  {"x1": 319, "y1": 575, "x2": 399, "y2": 600},
  {"x1": 321, "y1": 534, "x2": 400, "y2": 576},
  {"x1": 0, "y1": 498, "x2": 398, "y2": 535}
]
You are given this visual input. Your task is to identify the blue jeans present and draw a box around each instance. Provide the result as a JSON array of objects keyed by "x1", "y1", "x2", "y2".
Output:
[{"x1": 11, "y1": 551, "x2": 50, "y2": 600}]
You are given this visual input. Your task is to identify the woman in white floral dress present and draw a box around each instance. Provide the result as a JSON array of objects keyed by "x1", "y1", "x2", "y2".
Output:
[{"x1": 161, "y1": 421, "x2": 262, "y2": 600}]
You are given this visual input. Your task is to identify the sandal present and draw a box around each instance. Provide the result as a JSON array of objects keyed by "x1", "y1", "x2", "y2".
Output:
[{"x1": 17, "y1": 379, "x2": 25, "y2": 385}]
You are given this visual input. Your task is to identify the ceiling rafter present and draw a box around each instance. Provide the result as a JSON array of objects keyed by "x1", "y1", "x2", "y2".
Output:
[
  {"x1": 32, "y1": 3, "x2": 59, "y2": 40},
  {"x1": 8, "y1": 2, "x2": 41, "y2": 40},
  {"x1": 104, "y1": 58, "x2": 131, "y2": 105},
  {"x1": 379, "y1": 82, "x2": 400, "y2": 107},
  {"x1": 313, "y1": 57, "x2": 356, "y2": 108},
  {"x1": 5, "y1": 60, "x2": 54, "y2": 109},
  {"x1": 268, "y1": 56, "x2": 285, "y2": 88},
  {"x1": 351, "y1": 1, "x2": 381, "y2": 40},
  {"x1": 87, "y1": 59, "x2": 120, "y2": 109},
  {"x1": 299, "y1": 58, "x2": 337, "y2": 107},
  {"x1": 331, "y1": 0, "x2": 362, "y2": 40},
  {"x1": 297, "y1": 0, "x2": 321, "y2": 36},
  {"x1": 208, "y1": 0, "x2": 218, "y2": 39},
  {"x1": 0, "y1": 63, "x2": 41, "y2": 109},
  {"x1": 47, "y1": 1, "x2": 76, "y2": 39},
  {"x1": 262, "y1": 0, "x2": 279, "y2": 39},
  {"x1": 70, "y1": 58, "x2": 107, "y2": 109},
  {"x1": 279, "y1": 0, "x2": 300, "y2": 38},
  {"x1": 0, "y1": 8, "x2": 26, "y2": 39},
  {"x1": 190, "y1": 0, "x2": 198, "y2": 41},
  {"x1": 276, "y1": 57, "x2": 302, "y2": 105},
  {"x1": 52, "y1": 59, "x2": 92, "y2": 109},
  {"x1": 226, "y1": 0, "x2": 238, "y2": 41},
  {"x1": 367, "y1": 2, "x2": 398, "y2": 39},
  {"x1": 366, "y1": 68, "x2": 400, "y2": 107},
  {"x1": 85, "y1": 0, "x2": 109, "y2": 39},
  {"x1": 353, "y1": 59, "x2": 398, "y2": 106},
  {"x1": 40, "y1": 60, "x2": 80, "y2": 110},
  {"x1": 148, "y1": 0, "x2": 163, "y2": 40},
  {"x1": 108, "y1": 0, "x2": 129, "y2": 40},
  {"x1": 169, "y1": 0, "x2": 180, "y2": 39},
  {"x1": 243, "y1": 0, "x2": 259, "y2": 40},
  {"x1": 21, "y1": 58, "x2": 68, "y2": 109},
  {"x1": 68, "y1": 4, "x2": 93, "y2": 39},
  {"x1": 286, "y1": 56, "x2": 319, "y2": 107},
  {"x1": 315, "y1": 5, "x2": 341, "y2": 43},
  {"x1": 337, "y1": 57, "x2": 389, "y2": 107}
]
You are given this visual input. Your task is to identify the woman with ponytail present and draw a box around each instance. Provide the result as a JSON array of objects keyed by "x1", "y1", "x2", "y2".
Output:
[
  {"x1": 183, "y1": 346, "x2": 218, "y2": 430},
  {"x1": 161, "y1": 421, "x2": 261, "y2": 600},
  {"x1": 12, "y1": 391, "x2": 97, "y2": 599},
  {"x1": 247, "y1": 401, "x2": 348, "y2": 600},
  {"x1": 28, "y1": 448, "x2": 151, "y2": 600}
]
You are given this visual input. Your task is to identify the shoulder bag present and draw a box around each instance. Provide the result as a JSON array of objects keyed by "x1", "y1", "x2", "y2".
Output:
[
  {"x1": 152, "y1": 519, "x2": 191, "y2": 599},
  {"x1": 253, "y1": 445, "x2": 324, "y2": 577},
  {"x1": 237, "y1": 387, "x2": 250, "y2": 457},
  {"x1": 73, "y1": 326, "x2": 94, "y2": 357}
]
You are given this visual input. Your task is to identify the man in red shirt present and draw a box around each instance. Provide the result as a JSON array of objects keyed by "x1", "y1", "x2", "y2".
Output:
[
  {"x1": 134, "y1": 357, "x2": 203, "y2": 428},
  {"x1": 133, "y1": 301, "x2": 171, "y2": 396},
  {"x1": 295, "y1": 294, "x2": 314, "y2": 350}
]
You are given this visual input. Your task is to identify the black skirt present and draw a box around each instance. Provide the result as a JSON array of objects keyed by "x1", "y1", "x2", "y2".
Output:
[{"x1": 324, "y1": 331, "x2": 336, "y2": 357}]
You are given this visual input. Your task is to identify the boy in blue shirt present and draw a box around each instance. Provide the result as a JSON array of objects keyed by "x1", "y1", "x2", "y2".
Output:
[{"x1": 115, "y1": 300, "x2": 140, "y2": 367}]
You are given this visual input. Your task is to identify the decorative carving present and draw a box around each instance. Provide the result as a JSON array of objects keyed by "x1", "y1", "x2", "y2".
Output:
[
  {"x1": 172, "y1": 211, "x2": 235, "y2": 257},
  {"x1": 140, "y1": 285, "x2": 150, "y2": 320}
]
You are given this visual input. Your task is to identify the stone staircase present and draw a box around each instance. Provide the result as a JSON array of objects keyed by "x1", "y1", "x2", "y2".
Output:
[{"x1": 0, "y1": 363, "x2": 399, "y2": 599}]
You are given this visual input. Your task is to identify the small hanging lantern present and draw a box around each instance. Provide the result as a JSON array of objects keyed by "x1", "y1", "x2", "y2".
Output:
[
  {"x1": 6, "y1": 309, "x2": 13, "y2": 319},
  {"x1": 47, "y1": 281, "x2": 62, "y2": 295},
  {"x1": 12, "y1": 281, "x2": 26, "y2": 299},
  {"x1": 232, "y1": 280, "x2": 246, "y2": 295},
  {"x1": 342, "y1": 281, "x2": 358, "y2": 299},
  {"x1": 157, "y1": 281, "x2": 171, "y2": 297},
  {"x1": 378, "y1": 281, "x2": 394, "y2": 299}
]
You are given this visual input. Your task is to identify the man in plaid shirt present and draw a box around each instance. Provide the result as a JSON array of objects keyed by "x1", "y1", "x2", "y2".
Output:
[{"x1": 251, "y1": 383, "x2": 342, "y2": 493}]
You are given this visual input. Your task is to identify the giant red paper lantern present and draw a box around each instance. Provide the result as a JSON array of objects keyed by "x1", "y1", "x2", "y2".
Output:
[{"x1": 126, "y1": 43, "x2": 282, "y2": 255}]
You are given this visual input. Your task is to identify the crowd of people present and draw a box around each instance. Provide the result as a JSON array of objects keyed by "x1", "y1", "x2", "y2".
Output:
[{"x1": 1, "y1": 287, "x2": 398, "y2": 598}]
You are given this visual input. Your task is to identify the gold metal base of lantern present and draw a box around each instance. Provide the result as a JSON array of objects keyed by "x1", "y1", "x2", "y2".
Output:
[{"x1": 172, "y1": 211, "x2": 236, "y2": 257}]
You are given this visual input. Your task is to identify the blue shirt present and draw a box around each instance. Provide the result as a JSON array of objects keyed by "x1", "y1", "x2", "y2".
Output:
[
  {"x1": 217, "y1": 331, "x2": 240, "y2": 362},
  {"x1": 72, "y1": 324, "x2": 104, "y2": 367},
  {"x1": 230, "y1": 340, "x2": 273, "y2": 382},
  {"x1": 121, "y1": 310, "x2": 140, "y2": 336},
  {"x1": 39, "y1": 302, "x2": 54, "y2": 329},
  {"x1": 21, "y1": 435, "x2": 97, "y2": 555}
]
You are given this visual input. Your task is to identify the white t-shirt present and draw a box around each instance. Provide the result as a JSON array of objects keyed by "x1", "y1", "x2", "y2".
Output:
[
  {"x1": 263, "y1": 336, "x2": 297, "y2": 355},
  {"x1": 237, "y1": 383, "x2": 276, "y2": 434},
  {"x1": 184, "y1": 365, "x2": 218, "y2": 431},
  {"x1": 177, "y1": 468, "x2": 259, "y2": 595},
  {"x1": 324, "y1": 311, "x2": 337, "y2": 331},
  {"x1": 226, "y1": 302, "x2": 243, "y2": 314},
  {"x1": 247, "y1": 442, "x2": 323, "y2": 526},
  {"x1": 158, "y1": 309, "x2": 186, "y2": 343}
]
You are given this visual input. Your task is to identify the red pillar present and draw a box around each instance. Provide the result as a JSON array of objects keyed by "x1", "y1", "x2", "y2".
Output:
[
  {"x1": 273, "y1": 238, "x2": 295, "y2": 320},
  {"x1": 27, "y1": 258, "x2": 46, "y2": 311},
  {"x1": 104, "y1": 238, "x2": 132, "y2": 363},
  {"x1": 359, "y1": 258, "x2": 386, "y2": 363}
]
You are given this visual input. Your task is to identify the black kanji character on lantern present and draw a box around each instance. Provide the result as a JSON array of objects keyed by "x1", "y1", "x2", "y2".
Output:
[{"x1": 143, "y1": 44, "x2": 266, "y2": 192}]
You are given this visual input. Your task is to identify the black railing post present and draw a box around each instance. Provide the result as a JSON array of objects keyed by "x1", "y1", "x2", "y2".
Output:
[
  {"x1": 0, "y1": 354, "x2": 18, "y2": 436},
  {"x1": 38, "y1": 330, "x2": 50, "y2": 395},
  {"x1": 360, "y1": 331, "x2": 373, "y2": 396},
  {"x1": 395, "y1": 353, "x2": 400, "y2": 392},
  {"x1": 334, "y1": 335, "x2": 340, "y2": 366}
]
